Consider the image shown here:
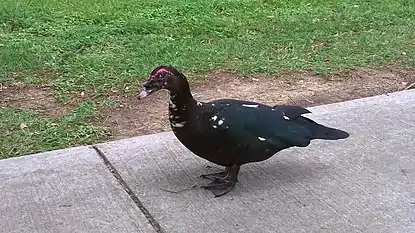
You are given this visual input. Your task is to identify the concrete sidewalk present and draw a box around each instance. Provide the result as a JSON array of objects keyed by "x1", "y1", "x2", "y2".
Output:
[{"x1": 1, "y1": 90, "x2": 414, "y2": 233}]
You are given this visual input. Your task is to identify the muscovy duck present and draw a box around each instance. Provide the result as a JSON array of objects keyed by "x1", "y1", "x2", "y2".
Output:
[{"x1": 138, "y1": 65, "x2": 349, "y2": 197}]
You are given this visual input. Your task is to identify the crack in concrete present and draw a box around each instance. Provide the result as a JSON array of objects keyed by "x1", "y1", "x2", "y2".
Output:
[{"x1": 92, "y1": 145, "x2": 164, "y2": 233}]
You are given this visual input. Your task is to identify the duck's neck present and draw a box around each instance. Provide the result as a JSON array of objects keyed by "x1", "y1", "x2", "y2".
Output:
[
  {"x1": 167, "y1": 76, "x2": 197, "y2": 131},
  {"x1": 168, "y1": 89, "x2": 196, "y2": 122}
]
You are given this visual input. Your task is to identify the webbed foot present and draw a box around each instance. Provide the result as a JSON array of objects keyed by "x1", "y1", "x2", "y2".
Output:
[{"x1": 201, "y1": 165, "x2": 240, "y2": 197}]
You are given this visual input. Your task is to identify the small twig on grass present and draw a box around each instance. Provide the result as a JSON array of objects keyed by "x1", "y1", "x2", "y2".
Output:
[
  {"x1": 288, "y1": 95, "x2": 298, "y2": 105},
  {"x1": 403, "y1": 82, "x2": 415, "y2": 90}
]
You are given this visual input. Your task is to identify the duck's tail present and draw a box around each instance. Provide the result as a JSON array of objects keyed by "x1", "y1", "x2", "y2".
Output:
[{"x1": 300, "y1": 117, "x2": 350, "y2": 140}]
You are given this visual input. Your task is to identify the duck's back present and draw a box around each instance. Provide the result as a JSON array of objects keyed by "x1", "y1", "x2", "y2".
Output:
[{"x1": 171, "y1": 99, "x2": 316, "y2": 166}]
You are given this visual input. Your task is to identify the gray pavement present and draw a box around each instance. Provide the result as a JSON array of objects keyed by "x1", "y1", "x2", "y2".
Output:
[
  {"x1": 0, "y1": 147, "x2": 156, "y2": 233},
  {"x1": 1, "y1": 90, "x2": 415, "y2": 233}
]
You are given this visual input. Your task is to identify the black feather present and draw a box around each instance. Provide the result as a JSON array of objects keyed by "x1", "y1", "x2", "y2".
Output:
[{"x1": 140, "y1": 66, "x2": 350, "y2": 197}]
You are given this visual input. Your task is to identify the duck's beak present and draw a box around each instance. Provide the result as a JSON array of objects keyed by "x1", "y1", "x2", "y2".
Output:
[
  {"x1": 138, "y1": 78, "x2": 165, "y2": 100},
  {"x1": 137, "y1": 88, "x2": 152, "y2": 100}
]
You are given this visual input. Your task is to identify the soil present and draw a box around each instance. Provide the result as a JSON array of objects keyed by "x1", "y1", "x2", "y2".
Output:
[
  {"x1": 0, "y1": 83, "x2": 73, "y2": 117},
  {"x1": 1, "y1": 68, "x2": 414, "y2": 141},
  {"x1": 95, "y1": 67, "x2": 415, "y2": 140}
]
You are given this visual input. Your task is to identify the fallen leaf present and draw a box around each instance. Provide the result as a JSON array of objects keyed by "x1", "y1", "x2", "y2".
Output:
[{"x1": 19, "y1": 123, "x2": 27, "y2": 129}]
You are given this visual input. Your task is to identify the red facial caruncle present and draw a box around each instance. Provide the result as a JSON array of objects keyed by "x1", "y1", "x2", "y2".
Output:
[{"x1": 151, "y1": 68, "x2": 173, "y2": 80}]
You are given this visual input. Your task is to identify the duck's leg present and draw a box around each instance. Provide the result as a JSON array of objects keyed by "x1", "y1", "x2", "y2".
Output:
[
  {"x1": 200, "y1": 167, "x2": 229, "y2": 181},
  {"x1": 201, "y1": 165, "x2": 240, "y2": 197}
]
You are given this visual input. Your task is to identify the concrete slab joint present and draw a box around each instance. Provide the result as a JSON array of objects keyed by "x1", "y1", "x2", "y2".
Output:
[{"x1": 92, "y1": 145, "x2": 164, "y2": 233}]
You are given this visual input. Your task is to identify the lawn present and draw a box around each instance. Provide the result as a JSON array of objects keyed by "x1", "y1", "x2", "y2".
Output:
[{"x1": 1, "y1": 0, "x2": 414, "y2": 158}]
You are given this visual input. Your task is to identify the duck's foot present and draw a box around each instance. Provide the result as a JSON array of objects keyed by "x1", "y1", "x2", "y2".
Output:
[
  {"x1": 200, "y1": 167, "x2": 229, "y2": 181},
  {"x1": 201, "y1": 179, "x2": 237, "y2": 197},
  {"x1": 201, "y1": 165, "x2": 240, "y2": 197}
]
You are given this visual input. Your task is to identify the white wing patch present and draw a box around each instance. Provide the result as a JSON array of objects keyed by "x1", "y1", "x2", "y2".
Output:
[
  {"x1": 171, "y1": 122, "x2": 186, "y2": 128},
  {"x1": 212, "y1": 116, "x2": 226, "y2": 128},
  {"x1": 282, "y1": 112, "x2": 290, "y2": 120},
  {"x1": 258, "y1": 137, "x2": 266, "y2": 141},
  {"x1": 242, "y1": 104, "x2": 259, "y2": 108}
]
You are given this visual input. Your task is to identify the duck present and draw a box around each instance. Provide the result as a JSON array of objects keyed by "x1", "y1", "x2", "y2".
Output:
[{"x1": 138, "y1": 65, "x2": 349, "y2": 197}]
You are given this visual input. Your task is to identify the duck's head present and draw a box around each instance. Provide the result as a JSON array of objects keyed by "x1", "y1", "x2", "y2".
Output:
[{"x1": 138, "y1": 65, "x2": 190, "y2": 99}]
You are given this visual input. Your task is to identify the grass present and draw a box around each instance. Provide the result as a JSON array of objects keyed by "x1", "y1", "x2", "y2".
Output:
[
  {"x1": 1, "y1": 0, "x2": 414, "y2": 157},
  {"x1": 0, "y1": 102, "x2": 108, "y2": 158}
]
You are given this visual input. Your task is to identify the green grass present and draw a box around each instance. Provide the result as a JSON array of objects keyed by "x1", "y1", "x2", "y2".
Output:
[
  {"x1": 0, "y1": 102, "x2": 108, "y2": 158},
  {"x1": 1, "y1": 0, "x2": 414, "y2": 157},
  {"x1": 2, "y1": 0, "x2": 414, "y2": 89}
]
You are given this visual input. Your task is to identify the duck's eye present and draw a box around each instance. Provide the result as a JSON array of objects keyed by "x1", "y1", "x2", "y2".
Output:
[{"x1": 154, "y1": 72, "x2": 167, "y2": 80}]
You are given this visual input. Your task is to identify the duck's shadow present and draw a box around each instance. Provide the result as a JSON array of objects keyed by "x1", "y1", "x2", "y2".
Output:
[
  {"x1": 234, "y1": 159, "x2": 330, "y2": 196},
  {"x1": 151, "y1": 158, "x2": 330, "y2": 197}
]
